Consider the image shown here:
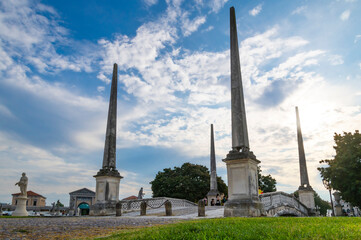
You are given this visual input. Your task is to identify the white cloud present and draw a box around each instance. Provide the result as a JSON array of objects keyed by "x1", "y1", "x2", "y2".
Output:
[
  {"x1": 144, "y1": 0, "x2": 158, "y2": 6},
  {"x1": 355, "y1": 35, "x2": 361, "y2": 43},
  {"x1": 292, "y1": 6, "x2": 307, "y2": 15},
  {"x1": 340, "y1": 10, "x2": 351, "y2": 21},
  {"x1": 329, "y1": 54, "x2": 344, "y2": 65},
  {"x1": 181, "y1": 14, "x2": 206, "y2": 36},
  {"x1": 97, "y1": 86, "x2": 105, "y2": 92},
  {"x1": 203, "y1": 25, "x2": 214, "y2": 32},
  {"x1": 209, "y1": 0, "x2": 228, "y2": 13},
  {"x1": 249, "y1": 4, "x2": 263, "y2": 16},
  {"x1": 0, "y1": 104, "x2": 15, "y2": 118},
  {"x1": 0, "y1": 0, "x2": 94, "y2": 74},
  {"x1": 359, "y1": 63, "x2": 361, "y2": 69}
]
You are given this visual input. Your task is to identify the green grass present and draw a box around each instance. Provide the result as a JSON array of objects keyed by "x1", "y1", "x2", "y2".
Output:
[{"x1": 98, "y1": 217, "x2": 361, "y2": 240}]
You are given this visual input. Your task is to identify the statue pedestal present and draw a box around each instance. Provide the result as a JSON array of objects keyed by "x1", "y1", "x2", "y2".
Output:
[
  {"x1": 298, "y1": 188, "x2": 315, "y2": 213},
  {"x1": 12, "y1": 196, "x2": 28, "y2": 216},
  {"x1": 89, "y1": 173, "x2": 122, "y2": 216},
  {"x1": 207, "y1": 189, "x2": 219, "y2": 206},
  {"x1": 223, "y1": 151, "x2": 263, "y2": 217},
  {"x1": 335, "y1": 205, "x2": 343, "y2": 216}
]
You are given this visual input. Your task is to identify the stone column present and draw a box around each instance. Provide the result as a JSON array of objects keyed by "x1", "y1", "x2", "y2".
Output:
[
  {"x1": 198, "y1": 200, "x2": 205, "y2": 217},
  {"x1": 223, "y1": 7, "x2": 263, "y2": 217},
  {"x1": 295, "y1": 107, "x2": 315, "y2": 213},
  {"x1": 165, "y1": 200, "x2": 172, "y2": 216},
  {"x1": 90, "y1": 64, "x2": 123, "y2": 216},
  {"x1": 207, "y1": 124, "x2": 219, "y2": 206},
  {"x1": 116, "y1": 202, "x2": 122, "y2": 216},
  {"x1": 140, "y1": 201, "x2": 147, "y2": 216}
]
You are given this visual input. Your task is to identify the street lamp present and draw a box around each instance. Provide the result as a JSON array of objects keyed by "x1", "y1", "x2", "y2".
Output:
[{"x1": 323, "y1": 179, "x2": 335, "y2": 217}]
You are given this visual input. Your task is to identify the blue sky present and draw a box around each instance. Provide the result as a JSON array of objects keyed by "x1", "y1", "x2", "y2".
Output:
[{"x1": 0, "y1": 0, "x2": 360, "y2": 206}]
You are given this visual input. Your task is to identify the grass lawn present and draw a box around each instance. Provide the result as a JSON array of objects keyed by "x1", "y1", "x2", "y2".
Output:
[{"x1": 98, "y1": 217, "x2": 361, "y2": 240}]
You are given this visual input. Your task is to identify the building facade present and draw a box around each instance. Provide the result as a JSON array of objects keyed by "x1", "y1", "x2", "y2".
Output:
[
  {"x1": 69, "y1": 188, "x2": 95, "y2": 216},
  {"x1": 11, "y1": 191, "x2": 46, "y2": 207}
]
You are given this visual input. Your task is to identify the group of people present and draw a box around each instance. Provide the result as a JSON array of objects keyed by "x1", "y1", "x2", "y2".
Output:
[{"x1": 203, "y1": 194, "x2": 227, "y2": 206}]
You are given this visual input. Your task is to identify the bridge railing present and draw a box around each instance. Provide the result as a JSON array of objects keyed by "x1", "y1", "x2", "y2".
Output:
[
  {"x1": 260, "y1": 191, "x2": 309, "y2": 216},
  {"x1": 119, "y1": 197, "x2": 197, "y2": 211}
]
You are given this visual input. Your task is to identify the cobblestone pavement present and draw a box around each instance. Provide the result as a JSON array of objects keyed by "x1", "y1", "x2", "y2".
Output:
[{"x1": 0, "y1": 216, "x2": 182, "y2": 240}]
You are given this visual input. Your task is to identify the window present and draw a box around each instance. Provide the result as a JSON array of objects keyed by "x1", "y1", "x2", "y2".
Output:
[
  {"x1": 15, "y1": 200, "x2": 17, "y2": 205},
  {"x1": 33, "y1": 200, "x2": 37, "y2": 206}
]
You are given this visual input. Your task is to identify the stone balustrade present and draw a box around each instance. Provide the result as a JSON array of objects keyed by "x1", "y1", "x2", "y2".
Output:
[{"x1": 260, "y1": 191, "x2": 309, "y2": 216}]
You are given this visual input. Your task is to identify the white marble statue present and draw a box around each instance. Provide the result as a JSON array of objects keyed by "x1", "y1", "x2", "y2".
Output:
[{"x1": 15, "y1": 172, "x2": 28, "y2": 197}]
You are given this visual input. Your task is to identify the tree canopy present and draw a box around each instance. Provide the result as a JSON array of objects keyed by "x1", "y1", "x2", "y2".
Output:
[
  {"x1": 258, "y1": 167, "x2": 277, "y2": 193},
  {"x1": 318, "y1": 130, "x2": 361, "y2": 208},
  {"x1": 150, "y1": 163, "x2": 227, "y2": 202}
]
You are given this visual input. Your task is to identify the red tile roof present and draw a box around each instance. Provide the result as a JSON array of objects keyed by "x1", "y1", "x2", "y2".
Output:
[
  {"x1": 12, "y1": 191, "x2": 46, "y2": 199},
  {"x1": 122, "y1": 195, "x2": 138, "y2": 200}
]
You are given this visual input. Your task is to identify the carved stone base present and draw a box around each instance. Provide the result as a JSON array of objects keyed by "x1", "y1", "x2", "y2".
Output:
[
  {"x1": 12, "y1": 196, "x2": 28, "y2": 216},
  {"x1": 335, "y1": 205, "x2": 343, "y2": 216},
  {"x1": 223, "y1": 151, "x2": 263, "y2": 217},
  {"x1": 298, "y1": 189, "x2": 315, "y2": 211},
  {"x1": 89, "y1": 201, "x2": 117, "y2": 216},
  {"x1": 90, "y1": 171, "x2": 122, "y2": 216},
  {"x1": 207, "y1": 189, "x2": 219, "y2": 206},
  {"x1": 94, "y1": 175, "x2": 121, "y2": 203},
  {"x1": 224, "y1": 198, "x2": 263, "y2": 217}
]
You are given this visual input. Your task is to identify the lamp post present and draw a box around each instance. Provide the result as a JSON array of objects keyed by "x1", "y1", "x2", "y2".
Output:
[{"x1": 323, "y1": 179, "x2": 335, "y2": 217}]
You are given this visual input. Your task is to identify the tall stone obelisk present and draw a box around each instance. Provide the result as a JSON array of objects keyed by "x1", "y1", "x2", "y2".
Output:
[
  {"x1": 295, "y1": 107, "x2": 315, "y2": 212},
  {"x1": 90, "y1": 63, "x2": 123, "y2": 216},
  {"x1": 207, "y1": 124, "x2": 219, "y2": 205},
  {"x1": 223, "y1": 7, "x2": 263, "y2": 217}
]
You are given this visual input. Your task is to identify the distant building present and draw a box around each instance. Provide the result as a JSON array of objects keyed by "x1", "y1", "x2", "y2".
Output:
[
  {"x1": 339, "y1": 199, "x2": 361, "y2": 217},
  {"x1": 69, "y1": 188, "x2": 95, "y2": 216},
  {"x1": 11, "y1": 191, "x2": 46, "y2": 207}
]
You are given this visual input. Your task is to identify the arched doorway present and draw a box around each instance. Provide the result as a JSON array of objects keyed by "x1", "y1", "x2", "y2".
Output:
[{"x1": 78, "y1": 202, "x2": 90, "y2": 216}]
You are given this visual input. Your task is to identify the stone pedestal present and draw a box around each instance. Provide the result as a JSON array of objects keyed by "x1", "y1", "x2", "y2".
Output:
[
  {"x1": 198, "y1": 200, "x2": 205, "y2": 217},
  {"x1": 165, "y1": 200, "x2": 172, "y2": 216},
  {"x1": 116, "y1": 202, "x2": 122, "y2": 216},
  {"x1": 335, "y1": 205, "x2": 343, "y2": 216},
  {"x1": 299, "y1": 189, "x2": 315, "y2": 211},
  {"x1": 223, "y1": 151, "x2": 263, "y2": 217},
  {"x1": 12, "y1": 196, "x2": 28, "y2": 216},
  {"x1": 140, "y1": 201, "x2": 147, "y2": 216},
  {"x1": 89, "y1": 174, "x2": 121, "y2": 216},
  {"x1": 207, "y1": 189, "x2": 219, "y2": 206}
]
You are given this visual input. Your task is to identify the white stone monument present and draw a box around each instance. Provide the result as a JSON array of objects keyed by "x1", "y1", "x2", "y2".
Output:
[
  {"x1": 295, "y1": 107, "x2": 315, "y2": 213},
  {"x1": 223, "y1": 7, "x2": 263, "y2": 217},
  {"x1": 89, "y1": 64, "x2": 123, "y2": 216},
  {"x1": 12, "y1": 172, "x2": 29, "y2": 216}
]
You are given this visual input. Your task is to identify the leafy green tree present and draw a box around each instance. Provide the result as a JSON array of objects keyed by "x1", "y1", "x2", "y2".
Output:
[
  {"x1": 258, "y1": 167, "x2": 277, "y2": 193},
  {"x1": 56, "y1": 200, "x2": 64, "y2": 207},
  {"x1": 293, "y1": 191, "x2": 331, "y2": 216},
  {"x1": 150, "y1": 163, "x2": 228, "y2": 202},
  {"x1": 318, "y1": 131, "x2": 361, "y2": 208}
]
